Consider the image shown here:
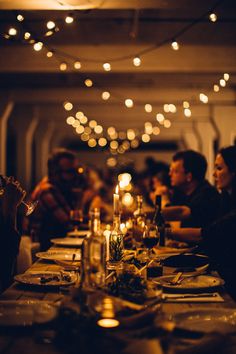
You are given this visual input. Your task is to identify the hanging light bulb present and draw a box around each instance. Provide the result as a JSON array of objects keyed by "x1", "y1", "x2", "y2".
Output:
[
  {"x1": 24, "y1": 32, "x2": 31, "y2": 40},
  {"x1": 8, "y1": 27, "x2": 17, "y2": 36},
  {"x1": 184, "y1": 108, "x2": 191, "y2": 117},
  {"x1": 103, "y1": 63, "x2": 111, "y2": 71},
  {"x1": 47, "y1": 21, "x2": 56, "y2": 30},
  {"x1": 156, "y1": 113, "x2": 165, "y2": 123},
  {"x1": 125, "y1": 99, "x2": 134, "y2": 108},
  {"x1": 47, "y1": 51, "x2": 54, "y2": 58},
  {"x1": 209, "y1": 13, "x2": 217, "y2": 22},
  {"x1": 183, "y1": 101, "x2": 190, "y2": 109},
  {"x1": 163, "y1": 119, "x2": 171, "y2": 128},
  {"x1": 74, "y1": 61, "x2": 81, "y2": 69},
  {"x1": 223, "y1": 73, "x2": 229, "y2": 81},
  {"x1": 60, "y1": 62, "x2": 68, "y2": 71},
  {"x1": 133, "y1": 56, "x2": 141, "y2": 67},
  {"x1": 213, "y1": 84, "x2": 220, "y2": 92},
  {"x1": 219, "y1": 79, "x2": 226, "y2": 87},
  {"x1": 33, "y1": 42, "x2": 43, "y2": 51},
  {"x1": 17, "y1": 14, "x2": 24, "y2": 22},
  {"x1": 144, "y1": 104, "x2": 152, "y2": 113},
  {"x1": 199, "y1": 93, "x2": 208, "y2": 103},
  {"x1": 102, "y1": 91, "x2": 110, "y2": 100},
  {"x1": 63, "y1": 101, "x2": 73, "y2": 111},
  {"x1": 171, "y1": 40, "x2": 179, "y2": 50},
  {"x1": 84, "y1": 79, "x2": 93, "y2": 87},
  {"x1": 65, "y1": 15, "x2": 74, "y2": 24}
]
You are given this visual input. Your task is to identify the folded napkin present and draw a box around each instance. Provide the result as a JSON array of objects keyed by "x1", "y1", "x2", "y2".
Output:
[{"x1": 163, "y1": 292, "x2": 224, "y2": 302}]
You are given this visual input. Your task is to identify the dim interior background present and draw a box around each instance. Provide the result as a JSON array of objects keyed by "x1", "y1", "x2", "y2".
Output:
[{"x1": 0, "y1": 0, "x2": 236, "y2": 191}]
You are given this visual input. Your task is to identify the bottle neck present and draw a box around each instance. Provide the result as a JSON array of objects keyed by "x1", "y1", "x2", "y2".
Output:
[
  {"x1": 90, "y1": 209, "x2": 101, "y2": 236},
  {"x1": 134, "y1": 196, "x2": 144, "y2": 216},
  {"x1": 113, "y1": 214, "x2": 121, "y2": 229}
]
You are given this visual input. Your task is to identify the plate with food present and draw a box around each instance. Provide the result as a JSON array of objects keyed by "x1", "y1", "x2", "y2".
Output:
[
  {"x1": 14, "y1": 271, "x2": 77, "y2": 287},
  {"x1": 0, "y1": 300, "x2": 58, "y2": 327},
  {"x1": 50, "y1": 237, "x2": 84, "y2": 247},
  {"x1": 36, "y1": 250, "x2": 81, "y2": 262},
  {"x1": 155, "y1": 274, "x2": 224, "y2": 292}
]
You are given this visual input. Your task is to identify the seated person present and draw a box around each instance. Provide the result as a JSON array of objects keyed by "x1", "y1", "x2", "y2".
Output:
[
  {"x1": 162, "y1": 150, "x2": 220, "y2": 228},
  {"x1": 165, "y1": 145, "x2": 236, "y2": 298},
  {"x1": 29, "y1": 149, "x2": 94, "y2": 250},
  {"x1": 0, "y1": 176, "x2": 25, "y2": 291}
]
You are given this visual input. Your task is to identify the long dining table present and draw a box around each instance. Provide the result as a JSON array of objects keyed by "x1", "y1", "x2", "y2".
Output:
[{"x1": 1, "y1": 244, "x2": 236, "y2": 354}]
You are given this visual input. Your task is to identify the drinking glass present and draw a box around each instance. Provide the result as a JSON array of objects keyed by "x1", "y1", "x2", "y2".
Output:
[
  {"x1": 0, "y1": 175, "x2": 38, "y2": 216},
  {"x1": 70, "y1": 209, "x2": 83, "y2": 232},
  {"x1": 142, "y1": 221, "x2": 160, "y2": 260}
]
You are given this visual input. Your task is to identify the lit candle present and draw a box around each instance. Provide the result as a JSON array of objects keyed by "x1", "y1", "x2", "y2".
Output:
[{"x1": 113, "y1": 185, "x2": 120, "y2": 215}]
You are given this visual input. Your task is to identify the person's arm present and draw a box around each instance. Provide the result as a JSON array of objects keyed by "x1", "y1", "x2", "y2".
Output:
[
  {"x1": 40, "y1": 189, "x2": 70, "y2": 224},
  {"x1": 162, "y1": 205, "x2": 191, "y2": 221},
  {"x1": 1, "y1": 177, "x2": 25, "y2": 229},
  {"x1": 167, "y1": 227, "x2": 202, "y2": 243}
]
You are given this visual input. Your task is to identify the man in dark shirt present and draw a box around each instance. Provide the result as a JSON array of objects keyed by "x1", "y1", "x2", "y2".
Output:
[{"x1": 163, "y1": 150, "x2": 220, "y2": 228}]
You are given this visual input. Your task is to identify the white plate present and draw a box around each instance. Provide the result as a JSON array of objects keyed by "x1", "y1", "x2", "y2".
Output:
[
  {"x1": 50, "y1": 237, "x2": 84, "y2": 247},
  {"x1": 66, "y1": 230, "x2": 89, "y2": 237},
  {"x1": 14, "y1": 271, "x2": 77, "y2": 287},
  {"x1": 0, "y1": 300, "x2": 57, "y2": 327},
  {"x1": 155, "y1": 275, "x2": 224, "y2": 292},
  {"x1": 36, "y1": 250, "x2": 81, "y2": 262},
  {"x1": 174, "y1": 308, "x2": 236, "y2": 333}
]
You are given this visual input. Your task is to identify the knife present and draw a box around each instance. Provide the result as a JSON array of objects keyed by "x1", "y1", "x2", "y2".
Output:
[{"x1": 164, "y1": 292, "x2": 218, "y2": 299}]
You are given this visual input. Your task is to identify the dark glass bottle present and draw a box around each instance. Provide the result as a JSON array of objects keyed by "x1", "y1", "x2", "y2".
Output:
[
  {"x1": 153, "y1": 195, "x2": 165, "y2": 246},
  {"x1": 80, "y1": 208, "x2": 106, "y2": 290},
  {"x1": 133, "y1": 195, "x2": 146, "y2": 229}
]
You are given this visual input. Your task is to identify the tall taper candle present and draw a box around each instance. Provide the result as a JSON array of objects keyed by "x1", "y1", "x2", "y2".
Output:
[{"x1": 113, "y1": 185, "x2": 120, "y2": 215}]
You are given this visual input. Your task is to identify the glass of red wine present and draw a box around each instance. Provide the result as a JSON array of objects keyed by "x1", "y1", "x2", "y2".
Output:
[
  {"x1": 70, "y1": 209, "x2": 83, "y2": 232},
  {"x1": 142, "y1": 220, "x2": 160, "y2": 260}
]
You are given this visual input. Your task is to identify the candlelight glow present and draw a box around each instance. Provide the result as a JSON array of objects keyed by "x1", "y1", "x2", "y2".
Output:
[{"x1": 97, "y1": 318, "x2": 120, "y2": 328}]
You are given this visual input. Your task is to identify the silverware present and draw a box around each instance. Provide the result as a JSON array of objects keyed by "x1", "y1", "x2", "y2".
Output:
[
  {"x1": 164, "y1": 293, "x2": 218, "y2": 299},
  {"x1": 167, "y1": 272, "x2": 183, "y2": 285}
]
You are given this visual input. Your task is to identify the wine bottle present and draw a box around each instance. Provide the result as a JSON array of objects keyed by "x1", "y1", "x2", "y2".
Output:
[
  {"x1": 133, "y1": 195, "x2": 146, "y2": 228},
  {"x1": 153, "y1": 195, "x2": 165, "y2": 246},
  {"x1": 80, "y1": 208, "x2": 106, "y2": 290}
]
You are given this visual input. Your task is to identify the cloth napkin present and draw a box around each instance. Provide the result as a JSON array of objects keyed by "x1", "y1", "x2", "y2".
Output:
[{"x1": 163, "y1": 292, "x2": 224, "y2": 302}]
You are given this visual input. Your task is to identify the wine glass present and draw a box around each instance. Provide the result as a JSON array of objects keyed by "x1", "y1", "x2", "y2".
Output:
[
  {"x1": 70, "y1": 209, "x2": 83, "y2": 232},
  {"x1": 142, "y1": 220, "x2": 160, "y2": 260},
  {"x1": 0, "y1": 175, "x2": 38, "y2": 216}
]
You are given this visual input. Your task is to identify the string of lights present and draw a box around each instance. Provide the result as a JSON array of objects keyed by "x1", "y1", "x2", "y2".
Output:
[{"x1": 1, "y1": 0, "x2": 231, "y2": 156}]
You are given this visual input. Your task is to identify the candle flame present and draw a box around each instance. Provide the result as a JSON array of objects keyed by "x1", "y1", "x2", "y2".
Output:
[{"x1": 115, "y1": 185, "x2": 119, "y2": 194}]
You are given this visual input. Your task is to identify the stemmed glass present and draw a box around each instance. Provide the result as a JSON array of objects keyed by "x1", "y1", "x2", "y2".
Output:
[
  {"x1": 70, "y1": 209, "x2": 83, "y2": 232},
  {"x1": 0, "y1": 175, "x2": 38, "y2": 216},
  {"x1": 142, "y1": 220, "x2": 160, "y2": 260}
]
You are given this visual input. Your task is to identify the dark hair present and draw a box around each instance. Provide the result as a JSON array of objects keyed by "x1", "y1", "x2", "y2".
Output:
[
  {"x1": 47, "y1": 148, "x2": 77, "y2": 179},
  {"x1": 173, "y1": 150, "x2": 207, "y2": 181},
  {"x1": 219, "y1": 145, "x2": 236, "y2": 198},
  {"x1": 219, "y1": 145, "x2": 236, "y2": 174}
]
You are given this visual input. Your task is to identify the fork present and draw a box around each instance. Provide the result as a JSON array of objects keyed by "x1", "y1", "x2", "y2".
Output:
[{"x1": 167, "y1": 272, "x2": 183, "y2": 285}]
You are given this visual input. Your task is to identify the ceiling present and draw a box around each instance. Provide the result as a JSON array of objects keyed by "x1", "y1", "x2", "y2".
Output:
[{"x1": 0, "y1": 0, "x2": 236, "y2": 149}]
